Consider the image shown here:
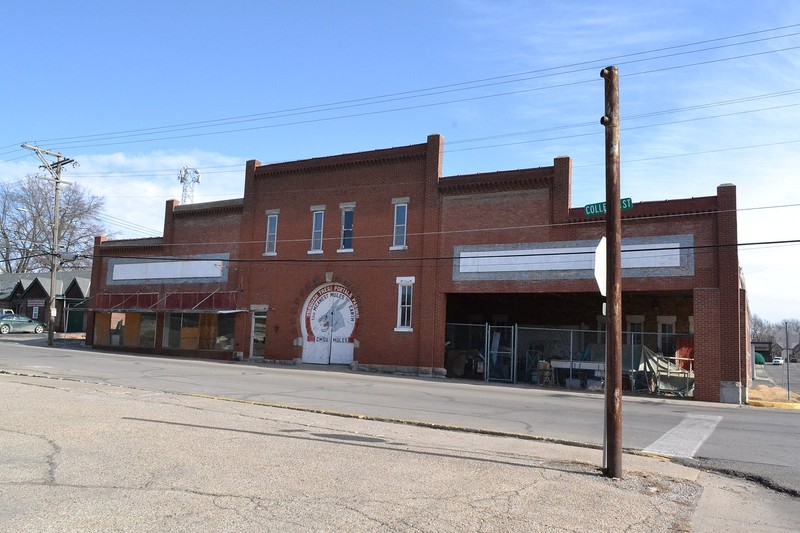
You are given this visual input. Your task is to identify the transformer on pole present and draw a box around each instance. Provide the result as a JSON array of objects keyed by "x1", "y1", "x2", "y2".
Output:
[{"x1": 178, "y1": 167, "x2": 201, "y2": 204}]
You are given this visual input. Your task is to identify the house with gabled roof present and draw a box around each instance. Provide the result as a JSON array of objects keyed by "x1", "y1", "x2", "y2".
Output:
[{"x1": 0, "y1": 270, "x2": 91, "y2": 333}]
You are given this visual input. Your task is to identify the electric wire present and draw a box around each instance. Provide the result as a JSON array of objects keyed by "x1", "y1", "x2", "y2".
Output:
[
  {"x1": 19, "y1": 24, "x2": 800, "y2": 149},
  {"x1": 83, "y1": 202, "x2": 800, "y2": 249},
  {"x1": 95, "y1": 213, "x2": 162, "y2": 237},
  {"x1": 32, "y1": 87, "x2": 800, "y2": 180},
  {"x1": 3, "y1": 24, "x2": 799, "y2": 243},
  {"x1": 8, "y1": 92, "x2": 797, "y2": 192},
  {"x1": 4, "y1": 25, "x2": 799, "y2": 153}
]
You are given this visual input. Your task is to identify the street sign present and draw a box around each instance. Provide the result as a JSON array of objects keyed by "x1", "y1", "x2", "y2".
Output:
[
  {"x1": 594, "y1": 237, "x2": 607, "y2": 297},
  {"x1": 584, "y1": 198, "x2": 633, "y2": 217}
]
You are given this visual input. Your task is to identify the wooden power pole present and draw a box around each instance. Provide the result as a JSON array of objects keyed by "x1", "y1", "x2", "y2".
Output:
[{"x1": 600, "y1": 66, "x2": 623, "y2": 479}]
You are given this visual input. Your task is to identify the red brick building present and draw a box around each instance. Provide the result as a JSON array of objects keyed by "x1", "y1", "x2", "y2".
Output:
[{"x1": 87, "y1": 134, "x2": 750, "y2": 403}]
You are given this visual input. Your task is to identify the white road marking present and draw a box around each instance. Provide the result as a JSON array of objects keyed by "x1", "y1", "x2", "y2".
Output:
[{"x1": 642, "y1": 414, "x2": 722, "y2": 458}]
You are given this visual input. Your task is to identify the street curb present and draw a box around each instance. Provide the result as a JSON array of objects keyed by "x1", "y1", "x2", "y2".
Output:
[
  {"x1": 191, "y1": 392, "x2": 709, "y2": 483},
  {"x1": 190, "y1": 392, "x2": 605, "y2": 451},
  {"x1": 747, "y1": 399, "x2": 800, "y2": 410}
]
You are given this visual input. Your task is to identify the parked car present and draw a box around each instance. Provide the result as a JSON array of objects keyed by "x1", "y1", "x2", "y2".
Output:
[
  {"x1": 772, "y1": 357, "x2": 784, "y2": 365},
  {"x1": 2, "y1": 309, "x2": 14, "y2": 315},
  {"x1": 0, "y1": 314, "x2": 46, "y2": 334}
]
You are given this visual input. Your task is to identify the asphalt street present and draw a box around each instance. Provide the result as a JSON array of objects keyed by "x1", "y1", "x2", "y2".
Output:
[
  {"x1": 1, "y1": 335, "x2": 799, "y2": 493},
  {"x1": 3, "y1": 372, "x2": 799, "y2": 532},
  {"x1": 1, "y1": 333, "x2": 799, "y2": 529}
]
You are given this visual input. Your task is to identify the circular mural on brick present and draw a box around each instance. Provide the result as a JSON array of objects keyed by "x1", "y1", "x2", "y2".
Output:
[{"x1": 300, "y1": 283, "x2": 360, "y2": 364}]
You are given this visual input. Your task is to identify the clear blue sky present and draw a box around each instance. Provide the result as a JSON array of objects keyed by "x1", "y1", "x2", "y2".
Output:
[{"x1": 2, "y1": 1, "x2": 799, "y2": 322}]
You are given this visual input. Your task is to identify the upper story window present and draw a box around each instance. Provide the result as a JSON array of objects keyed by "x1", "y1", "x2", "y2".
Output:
[
  {"x1": 309, "y1": 205, "x2": 325, "y2": 254},
  {"x1": 339, "y1": 202, "x2": 355, "y2": 252},
  {"x1": 391, "y1": 197, "x2": 409, "y2": 250},
  {"x1": 265, "y1": 209, "x2": 279, "y2": 256},
  {"x1": 395, "y1": 276, "x2": 415, "y2": 332}
]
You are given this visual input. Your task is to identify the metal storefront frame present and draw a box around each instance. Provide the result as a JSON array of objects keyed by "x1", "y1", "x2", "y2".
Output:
[{"x1": 445, "y1": 322, "x2": 694, "y2": 395}]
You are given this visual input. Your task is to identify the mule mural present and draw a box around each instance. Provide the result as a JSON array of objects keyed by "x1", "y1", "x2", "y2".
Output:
[{"x1": 301, "y1": 283, "x2": 359, "y2": 364}]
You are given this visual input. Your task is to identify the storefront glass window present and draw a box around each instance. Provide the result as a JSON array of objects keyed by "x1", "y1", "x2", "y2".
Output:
[{"x1": 163, "y1": 312, "x2": 233, "y2": 351}]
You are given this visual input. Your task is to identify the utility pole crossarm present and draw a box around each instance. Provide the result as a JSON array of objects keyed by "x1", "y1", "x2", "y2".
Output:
[
  {"x1": 21, "y1": 143, "x2": 61, "y2": 158},
  {"x1": 21, "y1": 144, "x2": 74, "y2": 183}
]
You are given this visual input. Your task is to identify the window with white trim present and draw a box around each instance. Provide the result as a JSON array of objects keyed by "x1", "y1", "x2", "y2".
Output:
[
  {"x1": 339, "y1": 202, "x2": 355, "y2": 252},
  {"x1": 391, "y1": 198, "x2": 408, "y2": 250},
  {"x1": 309, "y1": 205, "x2": 325, "y2": 254},
  {"x1": 395, "y1": 276, "x2": 414, "y2": 331},
  {"x1": 626, "y1": 315, "x2": 644, "y2": 347},
  {"x1": 265, "y1": 210, "x2": 278, "y2": 255},
  {"x1": 657, "y1": 316, "x2": 677, "y2": 356}
]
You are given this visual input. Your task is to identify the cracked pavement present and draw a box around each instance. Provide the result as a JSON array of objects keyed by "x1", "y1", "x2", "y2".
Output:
[{"x1": 0, "y1": 374, "x2": 795, "y2": 532}]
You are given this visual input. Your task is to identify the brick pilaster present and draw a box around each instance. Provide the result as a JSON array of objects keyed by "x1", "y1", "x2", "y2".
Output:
[{"x1": 694, "y1": 288, "x2": 721, "y2": 402}]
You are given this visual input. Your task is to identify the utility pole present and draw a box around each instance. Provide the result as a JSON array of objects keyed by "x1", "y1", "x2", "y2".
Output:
[
  {"x1": 21, "y1": 144, "x2": 75, "y2": 346},
  {"x1": 600, "y1": 66, "x2": 623, "y2": 479},
  {"x1": 786, "y1": 321, "x2": 791, "y2": 402}
]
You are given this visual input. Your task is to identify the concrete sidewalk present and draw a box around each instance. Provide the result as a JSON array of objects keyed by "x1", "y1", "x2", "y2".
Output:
[{"x1": 1, "y1": 373, "x2": 798, "y2": 532}]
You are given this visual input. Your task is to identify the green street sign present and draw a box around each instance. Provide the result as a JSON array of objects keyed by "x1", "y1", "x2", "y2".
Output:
[{"x1": 584, "y1": 198, "x2": 633, "y2": 217}]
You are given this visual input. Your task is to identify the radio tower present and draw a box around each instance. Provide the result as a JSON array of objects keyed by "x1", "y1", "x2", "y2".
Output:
[{"x1": 178, "y1": 167, "x2": 201, "y2": 204}]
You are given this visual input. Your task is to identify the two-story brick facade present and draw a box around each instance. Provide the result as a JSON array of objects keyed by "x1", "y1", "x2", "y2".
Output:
[{"x1": 87, "y1": 134, "x2": 749, "y2": 403}]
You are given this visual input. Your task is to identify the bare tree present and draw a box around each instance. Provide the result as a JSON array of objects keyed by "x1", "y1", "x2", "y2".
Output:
[
  {"x1": 751, "y1": 314, "x2": 775, "y2": 341},
  {"x1": 750, "y1": 314, "x2": 781, "y2": 358},
  {"x1": 785, "y1": 318, "x2": 800, "y2": 335},
  {"x1": 780, "y1": 318, "x2": 800, "y2": 360},
  {"x1": 0, "y1": 175, "x2": 107, "y2": 273}
]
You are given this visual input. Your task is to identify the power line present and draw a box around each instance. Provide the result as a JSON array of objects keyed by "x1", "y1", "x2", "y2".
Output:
[
  {"x1": 8, "y1": 86, "x2": 794, "y2": 188},
  {"x1": 28, "y1": 23, "x2": 797, "y2": 149},
  {"x1": 3, "y1": 26, "x2": 798, "y2": 244},
  {"x1": 8, "y1": 25, "x2": 800, "y2": 152},
  {"x1": 66, "y1": 164, "x2": 242, "y2": 180},
  {"x1": 447, "y1": 106, "x2": 800, "y2": 155},
  {"x1": 448, "y1": 88, "x2": 800, "y2": 145},
  {"x1": 81, "y1": 201, "x2": 800, "y2": 249},
  {"x1": 24, "y1": 86, "x2": 796, "y2": 180},
  {"x1": 95, "y1": 213, "x2": 162, "y2": 237},
  {"x1": 577, "y1": 139, "x2": 800, "y2": 168}
]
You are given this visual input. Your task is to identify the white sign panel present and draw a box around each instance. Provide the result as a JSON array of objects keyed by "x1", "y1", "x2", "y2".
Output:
[
  {"x1": 459, "y1": 242, "x2": 681, "y2": 274},
  {"x1": 112, "y1": 260, "x2": 225, "y2": 281},
  {"x1": 454, "y1": 235, "x2": 691, "y2": 282}
]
